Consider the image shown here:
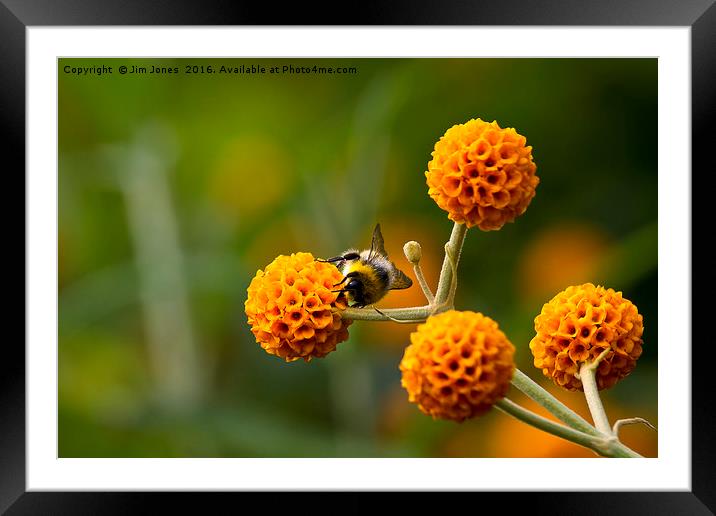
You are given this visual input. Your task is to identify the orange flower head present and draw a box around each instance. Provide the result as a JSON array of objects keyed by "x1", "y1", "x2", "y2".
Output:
[
  {"x1": 400, "y1": 310, "x2": 515, "y2": 422},
  {"x1": 245, "y1": 252, "x2": 352, "y2": 362},
  {"x1": 425, "y1": 118, "x2": 539, "y2": 230},
  {"x1": 529, "y1": 283, "x2": 644, "y2": 390}
]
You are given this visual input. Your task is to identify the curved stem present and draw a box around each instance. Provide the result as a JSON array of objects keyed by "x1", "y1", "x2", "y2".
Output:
[
  {"x1": 580, "y1": 361, "x2": 612, "y2": 435},
  {"x1": 433, "y1": 222, "x2": 467, "y2": 308},
  {"x1": 511, "y1": 369, "x2": 598, "y2": 436},
  {"x1": 613, "y1": 417, "x2": 656, "y2": 437},
  {"x1": 412, "y1": 263, "x2": 435, "y2": 304}
]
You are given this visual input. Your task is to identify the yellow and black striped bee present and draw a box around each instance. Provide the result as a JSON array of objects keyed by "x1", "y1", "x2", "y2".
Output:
[{"x1": 320, "y1": 224, "x2": 413, "y2": 308}]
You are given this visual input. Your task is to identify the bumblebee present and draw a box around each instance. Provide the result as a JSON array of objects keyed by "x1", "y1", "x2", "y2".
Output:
[{"x1": 320, "y1": 224, "x2": 413, "y2": 308}]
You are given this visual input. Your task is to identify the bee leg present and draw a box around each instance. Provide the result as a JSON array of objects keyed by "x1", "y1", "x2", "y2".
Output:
[
  {"x1": 333, "y1": 271, "x2": 358, "y2": 287},
  {"x1": 318, "y1": 252, "x2": 361, "y2": 263},
  {"x1": 331, "y1": 288, "x2": 356, "y2": 295},
  {"x1": 317, "y1": 256, "x2": 344, "y2": 263}
]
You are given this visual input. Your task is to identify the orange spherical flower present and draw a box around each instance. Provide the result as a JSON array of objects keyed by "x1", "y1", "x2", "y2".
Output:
[
  {"x1": 529, "y1": 283, "x2": 644, "y2": 391},
  {"x1": 400, "y1": 310, "x2": 515, "y2": 422},
  {"x1": 425, "y1": 118, "x2": 539, "y2": 230},
  {"x1": 245, "y1": 252, "x2": 352, "y2": 362}
]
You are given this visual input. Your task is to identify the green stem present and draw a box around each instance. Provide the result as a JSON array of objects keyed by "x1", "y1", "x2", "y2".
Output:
[
  {"x1": 433, "y1": 222, "x2": 467, "y2": 309},
  {"x1": 580, "y1": 361, "x2": 612, "y2": 435},
  {"x1": 342, "y1": 305, "x2": 431, "y2": 322},
  {"x1": 495, "y1": 398, "x2": 602, "y2": 453},
  {"x1": 412, "y1": 263, "x2": 435, "y2": 304},
  {"x1": 496, "y1": 398, "x2": 643, "y2": 458},
  {"x1": 610, "y1": 441, "x2": 644, "y2": 458},
  {"x1": 511, "y1": 369, "x2": 598, "y2": 436}
]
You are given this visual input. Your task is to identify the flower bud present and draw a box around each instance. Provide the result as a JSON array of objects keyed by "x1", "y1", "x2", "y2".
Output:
[{"x1": 403, "y1": 240, "x2": 422, "y2": 265}]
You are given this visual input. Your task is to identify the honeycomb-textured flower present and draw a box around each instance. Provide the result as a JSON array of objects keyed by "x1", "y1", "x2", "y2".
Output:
[
  {"x1": 245, "y1": 252, "x2": 352, "y2": 362},
  {"x1": 529, "y1": 283, "x2": 644, "y2": 391},
  {"x1": 400, "y1": 310, "x2": 515, "y2": 422},
  {"x1": 425, "y1": 118, "x2": 539, "y2": 231}
]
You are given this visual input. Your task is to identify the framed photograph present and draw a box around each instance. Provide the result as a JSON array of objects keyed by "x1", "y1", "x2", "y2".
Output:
[{"x1": 5, "y1": 0, "x2": 711, "y2": 512}]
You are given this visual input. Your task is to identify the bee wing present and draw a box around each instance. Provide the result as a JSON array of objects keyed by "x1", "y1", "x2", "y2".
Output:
[
  {"x1": 389, "y1": 266, "x2": 413, "y2": 290},
  {"x1": 369, "y1": 223, "x2": 388, "y2": 261}
]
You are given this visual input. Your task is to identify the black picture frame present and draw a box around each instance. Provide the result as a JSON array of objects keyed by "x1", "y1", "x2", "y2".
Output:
[{"x1": 4, "y1": 1, "x2": 712, "y2": 513}]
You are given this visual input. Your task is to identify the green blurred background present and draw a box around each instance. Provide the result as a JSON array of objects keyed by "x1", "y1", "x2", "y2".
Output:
[{"x1": 58, "y1": 58, "x2": 657, "y2": 458}]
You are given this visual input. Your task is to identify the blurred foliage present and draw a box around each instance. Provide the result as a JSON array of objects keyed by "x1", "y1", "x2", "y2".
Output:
[{"x1": 58, "y1": 58, "x2": 657, "y2": 458}]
